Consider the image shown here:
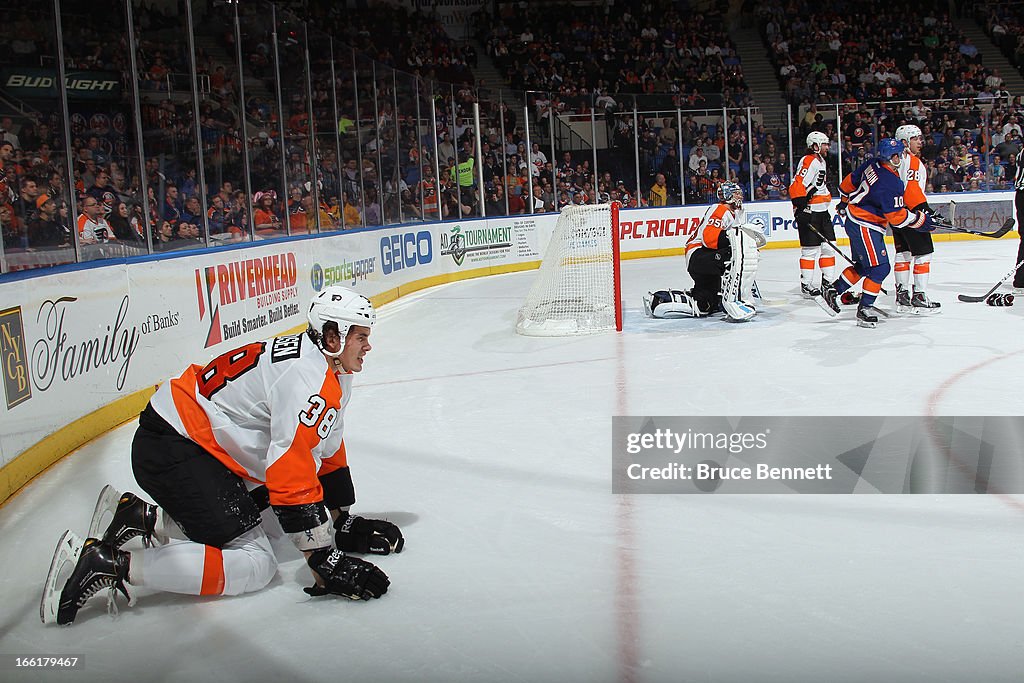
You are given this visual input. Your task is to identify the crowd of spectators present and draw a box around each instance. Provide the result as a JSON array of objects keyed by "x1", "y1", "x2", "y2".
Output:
[
  {"x1": 478, "y1": 0, "x2": 749, "y2": 115},
  {"x1": 760, "y1": 0, "x2": 1012, "y2": 107},
  {"x1": 3, "y1": 0, "x2": 1023, "y2": 268},
  {"x1": 979, "y1": 0, "x2": 1024, "y2": 78}
]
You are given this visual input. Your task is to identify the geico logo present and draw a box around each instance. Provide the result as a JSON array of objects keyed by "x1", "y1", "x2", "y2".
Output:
[{"x1": 380, "y1": 231, "x2": 432, "y2": 275}]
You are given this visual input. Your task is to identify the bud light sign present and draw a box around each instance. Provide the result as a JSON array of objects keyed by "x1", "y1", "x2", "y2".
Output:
[{"x1": 380, "y1": 231, "x2": 432, "y2": 275}]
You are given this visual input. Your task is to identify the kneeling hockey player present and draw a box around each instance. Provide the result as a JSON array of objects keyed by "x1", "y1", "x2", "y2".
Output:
[{"x1": 644, "y1": 182, "x2": 765, "y2": 322}]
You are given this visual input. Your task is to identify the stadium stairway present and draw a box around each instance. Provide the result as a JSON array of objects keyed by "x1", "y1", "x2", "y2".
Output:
[
  {"x1": 729, "y1": 23, "x2": 790, "y2": 136},
  {"x1": 469, "y1": 37, "x2": 526, "y2": 130},
  {"x1": 954, "y1": 16, "x2": 1024, "y2": 96}
]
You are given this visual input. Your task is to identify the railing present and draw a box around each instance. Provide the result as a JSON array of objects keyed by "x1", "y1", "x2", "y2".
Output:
[{"x1": 0, "y1": 0, "x2": 1019, "y2": 277}]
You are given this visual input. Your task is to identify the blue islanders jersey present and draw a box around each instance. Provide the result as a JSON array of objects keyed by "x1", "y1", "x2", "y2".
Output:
[{"x1": 838, "y1": 159, "x2": 928, "y2": 234}]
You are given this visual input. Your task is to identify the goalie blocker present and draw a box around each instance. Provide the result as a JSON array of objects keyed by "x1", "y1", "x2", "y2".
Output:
[{"x1": 644, "y1": 224, "x2": 765, "y2": 322}]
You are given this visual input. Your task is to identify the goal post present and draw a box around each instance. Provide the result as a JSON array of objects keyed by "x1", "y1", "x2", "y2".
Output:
[{"x1": 515, "y1": 202, "x2": 622, "y2": 336}]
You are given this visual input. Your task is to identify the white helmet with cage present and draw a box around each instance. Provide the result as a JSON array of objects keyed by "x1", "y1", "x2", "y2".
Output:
[
  {"x1": 895, "y1": 124, "x2": 923, "y2": 143},
  {"x1": 307, "y1": 286, "x2": 376, "y2": 358},
  {"x1": 806, "y1": 131, "x2": 830, "y2": 153}
]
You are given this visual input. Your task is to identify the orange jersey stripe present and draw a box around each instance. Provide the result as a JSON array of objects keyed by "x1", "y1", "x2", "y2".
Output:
[
  {"x1": 200, "y1": 546, "x2": 225, "y2": 595},
  {"x1": 167, "y1": 367, "x2": 257, "y2": 484},
  {"x1": 319, "y1": 439, "x2": 348, "y2": 475},
  {"x1": 788, "y1": 155, "x2": 815, "y2": 198},
  {"x1": 861, "y1": 226, "x2": 879, "y2": 265},
  {"x1": 849, "y1": 205, "x2": 885, "y2": 226},
  {"x1": 264, "y1": 369, "x2": 341, "y2": 506},
  {"x1": 903, "y1": 155, "x2": 927, "y2": 209}
]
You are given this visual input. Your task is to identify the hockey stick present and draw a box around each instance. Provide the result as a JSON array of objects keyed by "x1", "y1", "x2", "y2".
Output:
[
  {"x1": 934, "y1": 217, "x2": 1014, "y2": 239},
  {"x1": 957, "y1": 257, "x2": 1024, "y2": 302},
  {"x1": 805, "y1": 218, "x2": 889, "y2": 295},
  {"x1": 943, "y1": 201, "x2": 1015, "y2": 238}
]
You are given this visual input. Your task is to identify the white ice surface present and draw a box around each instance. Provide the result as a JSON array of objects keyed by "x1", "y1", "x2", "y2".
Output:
[{"x1": 1, "y1": 239, "x2": 1023, "y2": 682}]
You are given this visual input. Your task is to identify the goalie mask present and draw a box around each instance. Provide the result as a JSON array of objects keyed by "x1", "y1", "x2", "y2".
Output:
[
  {"x1": 718, "y1": 181, "x2": 743, "y2": 207},
  {"x1": 307, "y1": 286, "x2": 376, "y2": 360}
]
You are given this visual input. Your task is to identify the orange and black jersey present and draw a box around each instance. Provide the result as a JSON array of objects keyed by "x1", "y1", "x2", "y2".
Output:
[
  {"x1": 789, "y1": 153, "x2": 831, "y2": 211},
  {"x1": 686, "y1": 202, "x2": 742, "y2": 255},
  {"x1": 149, "y1": 332, "x2": 351, "y2": 510},
  {"x1": 898, "y1": 152, "x2": 928, "y2": 211}
]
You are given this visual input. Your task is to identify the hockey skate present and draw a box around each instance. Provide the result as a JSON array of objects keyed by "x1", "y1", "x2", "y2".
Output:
[
  {"x1": 895, "y1": 285, "x2": 913, "y2": 314},
  {"x1": 89, "y1": 485, "x2": 157, "y2": 549},
  {"x1": 911, "y1": 291, "x2": 941, "y2": 314},
  {"x1": 856, "y1": 305, "x2": 883, "y2": 329},
  {"x1": 812, "y1": 286, "x2": 841, "y2": 317},
  {"x1": 800, "y1": 282, "x2": 821, "y2": 299},
  {"x1": 41, "y1": 532, "x2": 132, "y2": 625}
]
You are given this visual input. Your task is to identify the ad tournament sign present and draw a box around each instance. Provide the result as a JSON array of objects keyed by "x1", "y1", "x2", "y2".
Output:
[{"x1": 440, "y1": 224, "x2": 513, "y2": 266}]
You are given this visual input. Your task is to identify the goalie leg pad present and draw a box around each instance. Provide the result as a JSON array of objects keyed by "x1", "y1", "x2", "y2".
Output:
[
  {"x1": 644, "y1": 290, "x2": 707, "y2": 318},
  {"x1": 721, "y1": 227, "x2": 761, "y2": 319}
]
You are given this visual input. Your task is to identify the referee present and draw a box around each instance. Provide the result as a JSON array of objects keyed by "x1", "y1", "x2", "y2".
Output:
[{"x1": 1014, "y1": 146, "x2": 1024, "y2": 292}]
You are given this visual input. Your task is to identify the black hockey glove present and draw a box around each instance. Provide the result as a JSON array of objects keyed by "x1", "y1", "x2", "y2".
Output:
[
  {"x1": 791, "y1": 194, "x2": 810, "y2": 213},
  {"x1": 835, "y1": 201, "x2": 848, "y2": 218},
  {"x1": 305, "y1": 548, "x2": 389, "y2": 600},
  {"x1": 334, "y1": 513, "x2": 404, "y2": 555}
]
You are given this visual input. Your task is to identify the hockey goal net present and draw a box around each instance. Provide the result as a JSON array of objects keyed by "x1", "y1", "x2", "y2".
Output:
[{"x1": 515, "y1": 202, "x2": 621, "y2": 336}]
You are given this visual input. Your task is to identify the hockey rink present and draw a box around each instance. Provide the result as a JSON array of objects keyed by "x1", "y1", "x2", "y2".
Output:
[{"x1": 1, "y1": 238, "x2": 1023, "y2": 682}]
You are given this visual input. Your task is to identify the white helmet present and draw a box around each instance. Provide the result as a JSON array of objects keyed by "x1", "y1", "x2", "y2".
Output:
[
  {"x1": 895, "y1": 124, "x2": 922, "y2": 143},
  {"x1": 307, "y1": 286, "x2": 375, "y2": 356},
  {"x1": 806, "y1": 131, "x2": 829, "y2": 151}
]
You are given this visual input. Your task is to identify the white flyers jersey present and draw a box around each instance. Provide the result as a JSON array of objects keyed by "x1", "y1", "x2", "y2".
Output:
[
  {"x1": 150, "y1": 332, "x2": 351, "y2": 508},
  {"x1": 899, "y1": 152, "x2": 928, "y2": 210},
  {"x1": 790, "y1": 153, "x2": 831, "y2": 211},
  {"x1": 685, "y1": 202, "x2": 742, "y2": 255}
]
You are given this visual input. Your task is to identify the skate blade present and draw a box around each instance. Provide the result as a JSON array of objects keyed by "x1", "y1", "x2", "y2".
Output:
[
  {"x1": 857, "y1": 319, "x2": 878, "y2": 329},
  {"x1": 812, "y1": 295, "x2": 840, "y2": 317},
  {"x1": 41, "y1": 530, "x2": 85, "y2": 624},
  {"x1": 88, "y1": 485, "x2": 121, "y2": 540},
  {"x1": 910, "y1": 306, "x2": 942, "y2": 315},
  {"x1": 642, "y1": 293, "x2": 653, "y2": 318}
]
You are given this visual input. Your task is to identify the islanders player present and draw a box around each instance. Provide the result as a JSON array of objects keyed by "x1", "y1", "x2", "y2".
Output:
[{"x1": 816, "y1": 139, "x2": 936, "y2": 328}]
